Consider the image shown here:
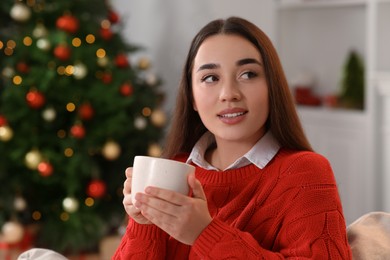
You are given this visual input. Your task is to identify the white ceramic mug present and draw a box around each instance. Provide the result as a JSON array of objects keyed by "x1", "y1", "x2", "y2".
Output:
[{"x1": 131, "y1": 156, "x2": 195, "y2": 204}]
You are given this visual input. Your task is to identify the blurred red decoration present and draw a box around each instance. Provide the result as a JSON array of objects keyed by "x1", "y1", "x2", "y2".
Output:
[
  {"x1": 79, "y1": 103, "x2": 94, "y2": 120},
  {"x1": 101, "y1": 72, "x2": 112, "y2": 84},
  {"x1": 26, "y1": 90, "x2": 45, "y2": 109},
  {"x1": 16, "y1": 62, "x2": 30, "y2": 74},
  {"x1": 100, "y1": 28, "x2": 113, "y2": 41},
  {"x1": 115, "y1": 54, "x2": 129, "y2": 68},
  {"x1": 86, "y1": 180, "x2": 107, "y2": 198},
  {"x1": 37, "y1": 161, "x2": 53, "y2": 177},
  {"x1": 108, "y1": 10, "x2": 119, "y2": 24},
  {"x1": 0, "y1": 115, "x2": 7, "y2": 126},
  {"x1": 54, "y1": 45, "x2": 71, "y2": 61},
  {"x1": 294, "y1": 87, "x2": 322, "y2": 107},
  {"x1": 70, "y1": 125, "x2": 86, "y2": 139},
  {"x1": 120, "y1": 82, "x2": 133, "y2": 96},
  {"x1": 56, "y1": 14, "x2": 79, "y2": 33}
]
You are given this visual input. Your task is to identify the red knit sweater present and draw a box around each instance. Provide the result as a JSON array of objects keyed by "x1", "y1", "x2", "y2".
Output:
[{"x1": 113, "y1": 149, "x2": 352, "y2": 259}]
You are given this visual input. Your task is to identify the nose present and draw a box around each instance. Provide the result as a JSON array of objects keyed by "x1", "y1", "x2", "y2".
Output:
[{"x1": 219, "y1": 80, "x2": 241, "y2": 102}]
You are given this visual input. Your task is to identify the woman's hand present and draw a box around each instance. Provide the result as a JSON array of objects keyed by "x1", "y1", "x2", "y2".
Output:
[
  {"x1": 134, "y1": 172, "x2": 212, "y2": 245},
  {"x1": 122, "y1": 167, "x2": 152, "y2": 224}
]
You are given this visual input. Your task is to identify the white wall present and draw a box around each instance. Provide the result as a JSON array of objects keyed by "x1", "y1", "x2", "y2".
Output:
[
  {"x1": 109, "y1": 1, "x2": 389, "y2": 221},
  {"x1": 111, "y1": 0, "x2": 275, "y2": 114}
]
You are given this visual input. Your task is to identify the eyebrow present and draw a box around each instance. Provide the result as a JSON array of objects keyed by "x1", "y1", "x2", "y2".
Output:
[
  {"x1": 196, "y1": 58, "x2": 262, "y2": 72},
  {"x1": 197, "y1": 63, "x2": 220, "y2": 72},
  {"x1": 236, "y1": 58, "x2": 262, "y2": 67}
]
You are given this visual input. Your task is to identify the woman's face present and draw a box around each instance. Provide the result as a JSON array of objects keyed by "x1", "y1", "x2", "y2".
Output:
[{"x1": 192, "y1": 34, "x2": 269, "y2": 145}]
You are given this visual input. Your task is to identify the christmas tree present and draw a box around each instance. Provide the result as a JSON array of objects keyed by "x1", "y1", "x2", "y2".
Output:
[
  {"x1": 0, "y1": 0, "x2": 165, "y2": 254},
  {"x1": 339, "y1": 50, "x2": 365, "y2": 109}
]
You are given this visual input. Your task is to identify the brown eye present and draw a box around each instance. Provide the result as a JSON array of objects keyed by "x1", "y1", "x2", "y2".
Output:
[
  {"x1": 241, "y1": 71, "x2": 257, "y2": 79},
  {"x1": 201, "y1": 75, "x2": 219, "y2": 83}
]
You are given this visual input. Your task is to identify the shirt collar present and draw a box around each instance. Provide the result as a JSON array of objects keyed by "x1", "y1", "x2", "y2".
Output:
[{"x1": 186, "y1": 131, "x2": 280, "y2": 171}]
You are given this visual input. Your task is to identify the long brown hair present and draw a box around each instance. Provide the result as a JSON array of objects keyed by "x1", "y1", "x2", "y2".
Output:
[{"x1": 163, "y1": 17, "x2": 312, "y2": 159}]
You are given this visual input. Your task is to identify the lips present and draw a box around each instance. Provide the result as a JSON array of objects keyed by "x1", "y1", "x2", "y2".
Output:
[
  {"x1": 217, "y1": 108, "x2": 248, "y2": 124},
  {"x1": 219, "y1": 111, "x2": 246, "y2": 118}
]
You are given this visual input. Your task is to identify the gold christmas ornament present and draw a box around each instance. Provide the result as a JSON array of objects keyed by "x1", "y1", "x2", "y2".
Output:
[
  {"x1": 145, "y1": 72, "x2": 157, "y2": 86},
  {"x1": 1, "y1": 221, "x2": 24, "y2": 244},
  {"x1": 151, "y1": 109, "x2": 167, "y2": 127},
  {"x1": 62, "y1": 197, "x2": 79, "y2": 213},
  {"x1": 10, "y1": 3, "x2": 31, "y2": 22},
  {"x1": 102, "y1": 140, "x2": 121, "y2": 160},
  {"x1": 73, "y1": 62, "x2": 88, "y2": 79},
  {"x1": 36, "y1": 38, "x2": 51, "y2": 51},
  {"x1": 2, "y1": 66, "x2": 15, "y2": 78},
  {"x1": 134, "y1": 116, "x2": 147, "y2": 130},
  {"x1": 148, "y1": 143, "x2": 162, "y2": 157},
  {"x1": 25, "y1": 149, "x2": 43, "y2": 170},
  {"x1": 14, "y1": 196, "x2": 27, "y2": 211},
  {"x1": 97, "y1": 56, "x2": 109, "y2": 67},
  {"x1": 33, "y1": 23, "x2": 48, "y2": 38},
  {"x1": 138, "y1": 57, "x2": 150, "y2": 70},
  {"x1": 42, "y1": 107, "x2": 56, "y2": 122},
  {"x1": 0, "y1": 125, "x2": 13, "y2": 142}
]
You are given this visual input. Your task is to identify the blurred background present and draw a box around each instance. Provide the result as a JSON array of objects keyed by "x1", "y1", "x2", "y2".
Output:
[{"x1": 1, "y1": 0, "x2": 389, "y2": 258}]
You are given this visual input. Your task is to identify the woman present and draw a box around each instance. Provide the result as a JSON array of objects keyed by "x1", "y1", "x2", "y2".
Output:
[{"x1": 113, "y1": 17, "x2": 352, "y2": 259}]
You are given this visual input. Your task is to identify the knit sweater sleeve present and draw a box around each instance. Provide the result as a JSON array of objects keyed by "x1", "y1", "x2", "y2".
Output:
[
  {"x1": 191, "y1": 152, "x2": 352, "y2": 259},
  {"x1": 112, "y1": 218, "x2": 169, "y2": 259},
  {"x1": 193, "y1": 218, "x2": 286, "y2": 259}
]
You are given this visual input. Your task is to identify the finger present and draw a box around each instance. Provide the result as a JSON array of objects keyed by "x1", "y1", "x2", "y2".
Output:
[
  {"x1": 126, "y1": 204, "x2": 147, "y2": 222},
  {"x1": 141, "y1": 206, "x2": 175, "y2": 231},
  {"x1": 188, "y1": 172, "x2": 206, "y2": 200},
  {"x1": 123, "y1": 179, "x2": 131, "y2": 195},
  {"x1": 144, "y1": 186, "x2": 188, "y2": 206},
  {"x1": 124, "y1": 195, "x2": 141, "y2": 216},
  {"x1": 123, "y1": 167, "x2": 133, "y2": 196},
  {"x1": 123, "y1": 192, "x2": 134, "y2": 207},
  {"x1": 136, "y1": 196, "x2": 177, "y2": 226},
  {"x1": 125, "y1": 167, "x2": 133, "y2": 178},
  {"x1": 137, "y1": 190, "x2": 181, "y2": 212}
]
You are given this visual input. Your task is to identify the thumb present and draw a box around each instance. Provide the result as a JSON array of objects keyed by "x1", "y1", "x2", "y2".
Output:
[{"x1": 188, "y1": 172, "x2": 206, "y2": 200}]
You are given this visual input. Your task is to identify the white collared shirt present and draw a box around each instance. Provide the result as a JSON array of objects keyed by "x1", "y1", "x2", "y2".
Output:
[{"x1": 186, "y1": 131, "x2": 280, "y2": 171}]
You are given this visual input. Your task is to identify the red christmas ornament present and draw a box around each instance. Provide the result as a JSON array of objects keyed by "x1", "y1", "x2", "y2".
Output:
[
  {"x1": 86, "y1": 180, "x2": 106, "y2": 198},
  {"x1": 79, "y1": 103, "x2": 94, "y2": 120},
  {"x1": 115, "y1": 54, "x2": 129, "y2": 68},
  {"x1": 101, "y1": 72, "x2": 112, "y2": 84},
  {"x1": 26, "y1": 90, "x2": 45, "y2": 109},
  {"x1": 56, "y1": 14, "x2": 79, "y2": 34},
  {"x1": 70, "y1": 125, "x2": 85, "y2": 139},
  {"x1": 100, "y1": 28, "x2": 113, "y2": 41},
  {"x1": 16, "y1": 62, "x2": 30, "y2": 74},
  {"x1": 120, "y1": 82, "x2": 133, "y2": 96},
  {"x1": 54, "y1": 45, "x2": 71, "y2": 61},
  {"x1": 37, "y1": 161, "x2": 53, "y2": 177},
  {"x1": 108, "y1": 10, "x2": 119, "y2": 24},
  {"x1": 0, "y1": 115, "x2": 7, "y2": 126}
]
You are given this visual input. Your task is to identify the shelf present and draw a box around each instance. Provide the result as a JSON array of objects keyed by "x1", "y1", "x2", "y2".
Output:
[
  {"x1": 296, "y1": 105, "x2": 367, "y2": 128},
  {"x1": 276, "y1": 5, "x2": 366, "y2": 98},
  {"x1": 278, "y1": 0, "x2": 390, "y2": 9},
  {"x1": 276, "y1": 0, "x2": 389, "y2": 225},
  {"x1": 278, "y1": 0, "x2": 367, "y2": 9},
  {"x1": 297, "y1": 105, "x2": 366, "y2": 117}
]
